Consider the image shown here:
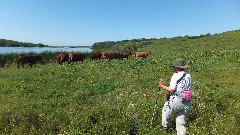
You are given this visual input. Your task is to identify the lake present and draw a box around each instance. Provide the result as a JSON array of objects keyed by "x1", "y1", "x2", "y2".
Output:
[{"x1": 0, "y1": 47, "x2": 92, "y2": 54}]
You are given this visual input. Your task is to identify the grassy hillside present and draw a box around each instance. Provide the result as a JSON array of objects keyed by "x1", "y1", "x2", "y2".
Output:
[{"x1": 0, "y1": 30, "x2": 240, "y2": 134}]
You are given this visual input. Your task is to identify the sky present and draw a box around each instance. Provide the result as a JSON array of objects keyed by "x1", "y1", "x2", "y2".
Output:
[{"x1": 0, "y1": 0, "x2": 240, "y2": 46}]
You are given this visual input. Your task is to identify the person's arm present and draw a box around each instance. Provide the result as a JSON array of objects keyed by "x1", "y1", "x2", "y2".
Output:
[
  {"x1": 159, "y1": 81, "x2": 174, "y2": 93},
  {"x1": 159, "y1": 73, "x2": 177, "y2": 93}
]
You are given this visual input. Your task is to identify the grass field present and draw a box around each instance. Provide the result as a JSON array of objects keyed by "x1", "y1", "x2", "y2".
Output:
[{"x1": 0, "y1": 30, "x2": 240, "y2": 134}]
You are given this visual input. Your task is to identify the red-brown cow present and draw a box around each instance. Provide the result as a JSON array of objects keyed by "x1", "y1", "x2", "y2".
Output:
[
  {"x1": 56, "y1": 52, "x2": 69, "y2": 64},
  {"x1": 68, "y1": 52, "x2": 85, "y2": 64},
  {"x1": 108, "y1": 51, "x2": 119, "y2": 60},
  {"x1": 101, "y1": 51, "x2": 111, "y2": 59},
  {"x1": 101, "y1": 51, "x2": 123, "y2": 60},
  {"x1": 134, "y1": 51, "x2": 151, "y2": 59},
  {"x1": 91, "y1": 51, "x2": 131, "y2": 61},
  {"x1": 119, "y1": 52, "x2": 132, "y2": 60},
  {"x1": 17, "y1": 54, "x2": 42, "y2": 68},
  {"x1": 91, "y1": 52, "x2": 102, "y2": 61},
  {"x1": 56, "y1": 53, "x2": 62, "y2": 64}
]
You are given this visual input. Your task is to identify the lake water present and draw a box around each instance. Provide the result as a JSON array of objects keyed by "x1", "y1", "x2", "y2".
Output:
[{"x1": 0, "y1": 47, "x2": 92, "y2": 54}]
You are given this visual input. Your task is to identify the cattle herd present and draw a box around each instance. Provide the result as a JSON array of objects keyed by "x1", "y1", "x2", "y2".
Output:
[{"x1": 16, "y1": 50, "x2": 151, "y2": 68}]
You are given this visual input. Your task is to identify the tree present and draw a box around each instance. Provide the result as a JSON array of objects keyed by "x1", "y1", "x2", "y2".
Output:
[
  {"x1": 123, "y1": 42, "x2": 138, "y2": 53},
  {"x1": 112, "y1": 43, "x2": 122, "y2": 52}
]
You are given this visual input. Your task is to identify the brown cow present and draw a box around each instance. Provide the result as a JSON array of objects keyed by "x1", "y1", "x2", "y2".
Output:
[
  {"x1": 56, "y1": 52, "x2": 69, "y2": 64},
  {"x1": 102, "y1": 51, "x2": 125, "y2": 60},
  {"x1": 134, "y1": 51, "x2": 151, "y2": 59},
  {"x1": 119, "y1": 52, "x2": 132, "y2": 60},
  {"x1": 56, "y1": 53, "x2": 62, "y2": 64},
  {"x1": 91, "y1": 51, "x2": 131, "y2": 61},
  {"x1": 91, "y1": 52, "x2": 102, "y2": 61},
  {"x1": 108, "y1": 51, "x2": 119, "y2": 60},
  {"x1": 101, "y1": 51, "x2": 111, "y2": 59},
  {"x1": 68, "y1": 52, "x2": 85, "y2": 64},
  {"x1": 17, "y1": 54, "x2": 42, "y2": 68},
  {"x1": 98, "y1": 51, "x2": 132, "y2": 60}
]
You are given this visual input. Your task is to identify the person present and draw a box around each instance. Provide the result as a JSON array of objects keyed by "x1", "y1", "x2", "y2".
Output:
[{"x1": 158, "y1": 59, "x2": 192, "y2": 135}]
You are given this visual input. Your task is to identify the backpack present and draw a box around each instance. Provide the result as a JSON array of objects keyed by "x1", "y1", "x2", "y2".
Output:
[{"x1": 175, "y1": 73, "x2": 192, "y2": 101}]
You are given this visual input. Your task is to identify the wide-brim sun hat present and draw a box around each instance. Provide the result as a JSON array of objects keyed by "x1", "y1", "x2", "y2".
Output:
[{"x1": 171, "y1": 59, "x2": 189, "y2": 68}]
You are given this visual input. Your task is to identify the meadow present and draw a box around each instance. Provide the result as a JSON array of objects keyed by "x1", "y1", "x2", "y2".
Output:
[{"x1": 0, "y1": 30, "x2": 240, "y2": 134}]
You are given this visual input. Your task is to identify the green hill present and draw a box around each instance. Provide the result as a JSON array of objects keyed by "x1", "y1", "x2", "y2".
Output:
[{"x1": 0, "y1": 30, "x2": 240, "y2": 134}]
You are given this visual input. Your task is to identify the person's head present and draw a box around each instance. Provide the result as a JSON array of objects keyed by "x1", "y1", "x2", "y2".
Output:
[{"x1": 171, "y1": 59, "x2": 189, "y2": 72}]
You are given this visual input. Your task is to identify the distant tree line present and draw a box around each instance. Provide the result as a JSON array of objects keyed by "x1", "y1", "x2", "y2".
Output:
[
  {"x1": 0, "y1": 39, "x2": 48, "y2": 47},
  {"x1": 92, "y1": 38, "x2": 155, "y2": 52},
  {"x1": 91, "y1": 33, "x2": 215, "y2": 52}
]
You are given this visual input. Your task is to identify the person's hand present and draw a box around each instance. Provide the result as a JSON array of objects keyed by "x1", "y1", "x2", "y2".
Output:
[{"x1": 159, "y1": 81, "x2": 165, "y2": 88}]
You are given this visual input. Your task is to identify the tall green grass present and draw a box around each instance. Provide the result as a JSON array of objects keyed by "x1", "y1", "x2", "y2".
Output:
[{"x1": 0, "y1": 30, "x2": 240, "y2": 134}]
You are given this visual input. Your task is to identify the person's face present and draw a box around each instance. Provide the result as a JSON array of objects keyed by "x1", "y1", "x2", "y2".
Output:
[{"x1": 173, "y1": 67, "x2": 184, "y2": 72}]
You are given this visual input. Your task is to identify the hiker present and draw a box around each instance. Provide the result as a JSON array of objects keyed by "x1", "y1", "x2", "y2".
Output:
[{"x1": 158, "y1": 59, "x2": 192, "y2": 135}]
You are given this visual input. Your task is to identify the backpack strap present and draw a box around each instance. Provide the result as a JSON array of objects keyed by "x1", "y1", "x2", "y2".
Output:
[
  {"x1": 177, "y1": 73, "x2": 186, "y2": 84},
  {"x1": 169, "y1": 73, "x2": 187, "y2": 96}
]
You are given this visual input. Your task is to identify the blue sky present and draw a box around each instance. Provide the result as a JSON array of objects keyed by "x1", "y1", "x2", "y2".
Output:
[{"x1": 0, "y1": 0, "x2": 239, "y2": 46}]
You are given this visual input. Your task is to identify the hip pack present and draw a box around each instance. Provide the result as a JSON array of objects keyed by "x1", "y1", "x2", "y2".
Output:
[{"x1": 175, "y1": 73, "x2": 191, "y2": 102}]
